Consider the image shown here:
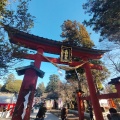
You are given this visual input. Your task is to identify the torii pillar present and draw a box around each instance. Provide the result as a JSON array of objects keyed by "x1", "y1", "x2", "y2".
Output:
[
  {"x1": 76, "y1": 91, "x2": 84, "y2": 120},
  {"x1": 84, "y1": 61, "x2": 104, "y2": 120},
  {"x1": 12, "y1": 48, "x2": 43, "y2": 120}
]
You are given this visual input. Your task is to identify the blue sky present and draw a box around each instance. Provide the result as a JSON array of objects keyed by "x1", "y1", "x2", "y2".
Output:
[
  {"x1": 1, "y1": 0, "x2": 103, "y2": 86},
  {"x1": 28, "y1": 0, "x2": 100, "y2": 44}
]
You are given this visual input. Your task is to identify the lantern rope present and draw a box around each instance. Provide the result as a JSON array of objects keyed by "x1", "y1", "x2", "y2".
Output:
[{"x1": 38, "y1": 52, "x2": 88, "y2": 71}]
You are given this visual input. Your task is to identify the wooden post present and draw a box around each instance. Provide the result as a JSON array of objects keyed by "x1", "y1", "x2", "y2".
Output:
[
  {"x1": 84, "y1": 62, "x2": 104, "y2": 120},
  {"x1": 76, "y1": 92, "x2": 84, "y2": 120},
  {"x1": 115, "y1": 83, "x2": 120, "y2": 98},
  {"x1": 12, "y1": 48, "x2": 43, "y2": 120}
]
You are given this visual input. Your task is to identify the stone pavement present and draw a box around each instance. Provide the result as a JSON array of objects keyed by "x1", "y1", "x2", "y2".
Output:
[
  {"x1": 0, "y1": 111, "x2": 60, "y2": 120},
  {"x1": 30, "y1": 111, "x2": 60, "y2": 120},
  {"x1": 45, "y1": 112, "x2": 60, "y2": 120},
  {"x1": 0, "y1": 109, "x2": 109, "y2": 120},
  {"x1": 30, "y1": 109, "x2": 79, "y2": 120},
  {"x1": 49, "y1": 109, "x2": 79, "y2": 120}
]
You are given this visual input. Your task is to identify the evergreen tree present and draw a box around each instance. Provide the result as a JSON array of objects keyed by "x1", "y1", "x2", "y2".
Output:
[
  {"x1": 36, "y1": 82, "x2": 45, "y2": 96},
  {"x1": 46, "y1": 74, "x2": 60, "y2": 92},
  {"x1": 83, "y1": 0, "x2": 120, "y2": 44},
  {"x1": 1, "y1": 74, "x2": 22, "y2": 93},
  {"x1": 61, "y1": 20, "x2": 94, "y2": 48},
  {"x1": 0, "y1": 0, "x2": 35, "y2": 75},
  {"x1": 5, "y1": 80, "x2": 22, "y2": 93}
]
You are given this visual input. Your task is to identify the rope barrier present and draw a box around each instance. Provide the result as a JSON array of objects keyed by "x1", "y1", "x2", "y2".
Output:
[{"x1": 38, "y1": 52, "x2": 88, "y2": 71}]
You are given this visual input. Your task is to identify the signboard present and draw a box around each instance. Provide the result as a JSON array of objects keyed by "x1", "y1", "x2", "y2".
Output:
[{"x1": 60, "y1": 46, "x2": 72, "y2": 63}]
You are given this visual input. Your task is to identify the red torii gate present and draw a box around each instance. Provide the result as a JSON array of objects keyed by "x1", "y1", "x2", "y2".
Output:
[
  {"x1": 82, "y1": 77, "x2": 120, "y2": 104},
  {"x1": 5, "y1": 26, "x2": 107, "y2": 120}
]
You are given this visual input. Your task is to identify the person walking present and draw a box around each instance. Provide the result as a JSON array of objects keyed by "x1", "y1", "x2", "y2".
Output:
[
  {"x1": 36, "y1": 102, "x2": 47, "y2": 120},
  {"x1": 107, "y1": 107, "x2": 120, "y2": 120},
  {"x1": 61, "y1": 105, "x2": 68, "y2": 120}
]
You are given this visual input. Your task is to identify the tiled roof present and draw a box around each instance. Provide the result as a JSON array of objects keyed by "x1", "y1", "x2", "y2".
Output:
[{"x1": 4, "y1": 25, "x2": 108, "y2": 56}]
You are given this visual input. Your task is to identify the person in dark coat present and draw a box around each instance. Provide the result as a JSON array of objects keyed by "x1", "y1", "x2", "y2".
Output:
[
  {"x1": 54, "y1": 99, "x2": 58, "y2": 109},
  {"x1": 88, "y1": 106, "x2": 94, "y2": 120},
  {"x1": 36, "y1": 102, "x2": 47, "y2": 120},
  {"x1": 61, "y1": 105, "x2": 68, "y2": 120},
  {"x1": 107, "y1": 107, "x2": 120, "y2": 120}
]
